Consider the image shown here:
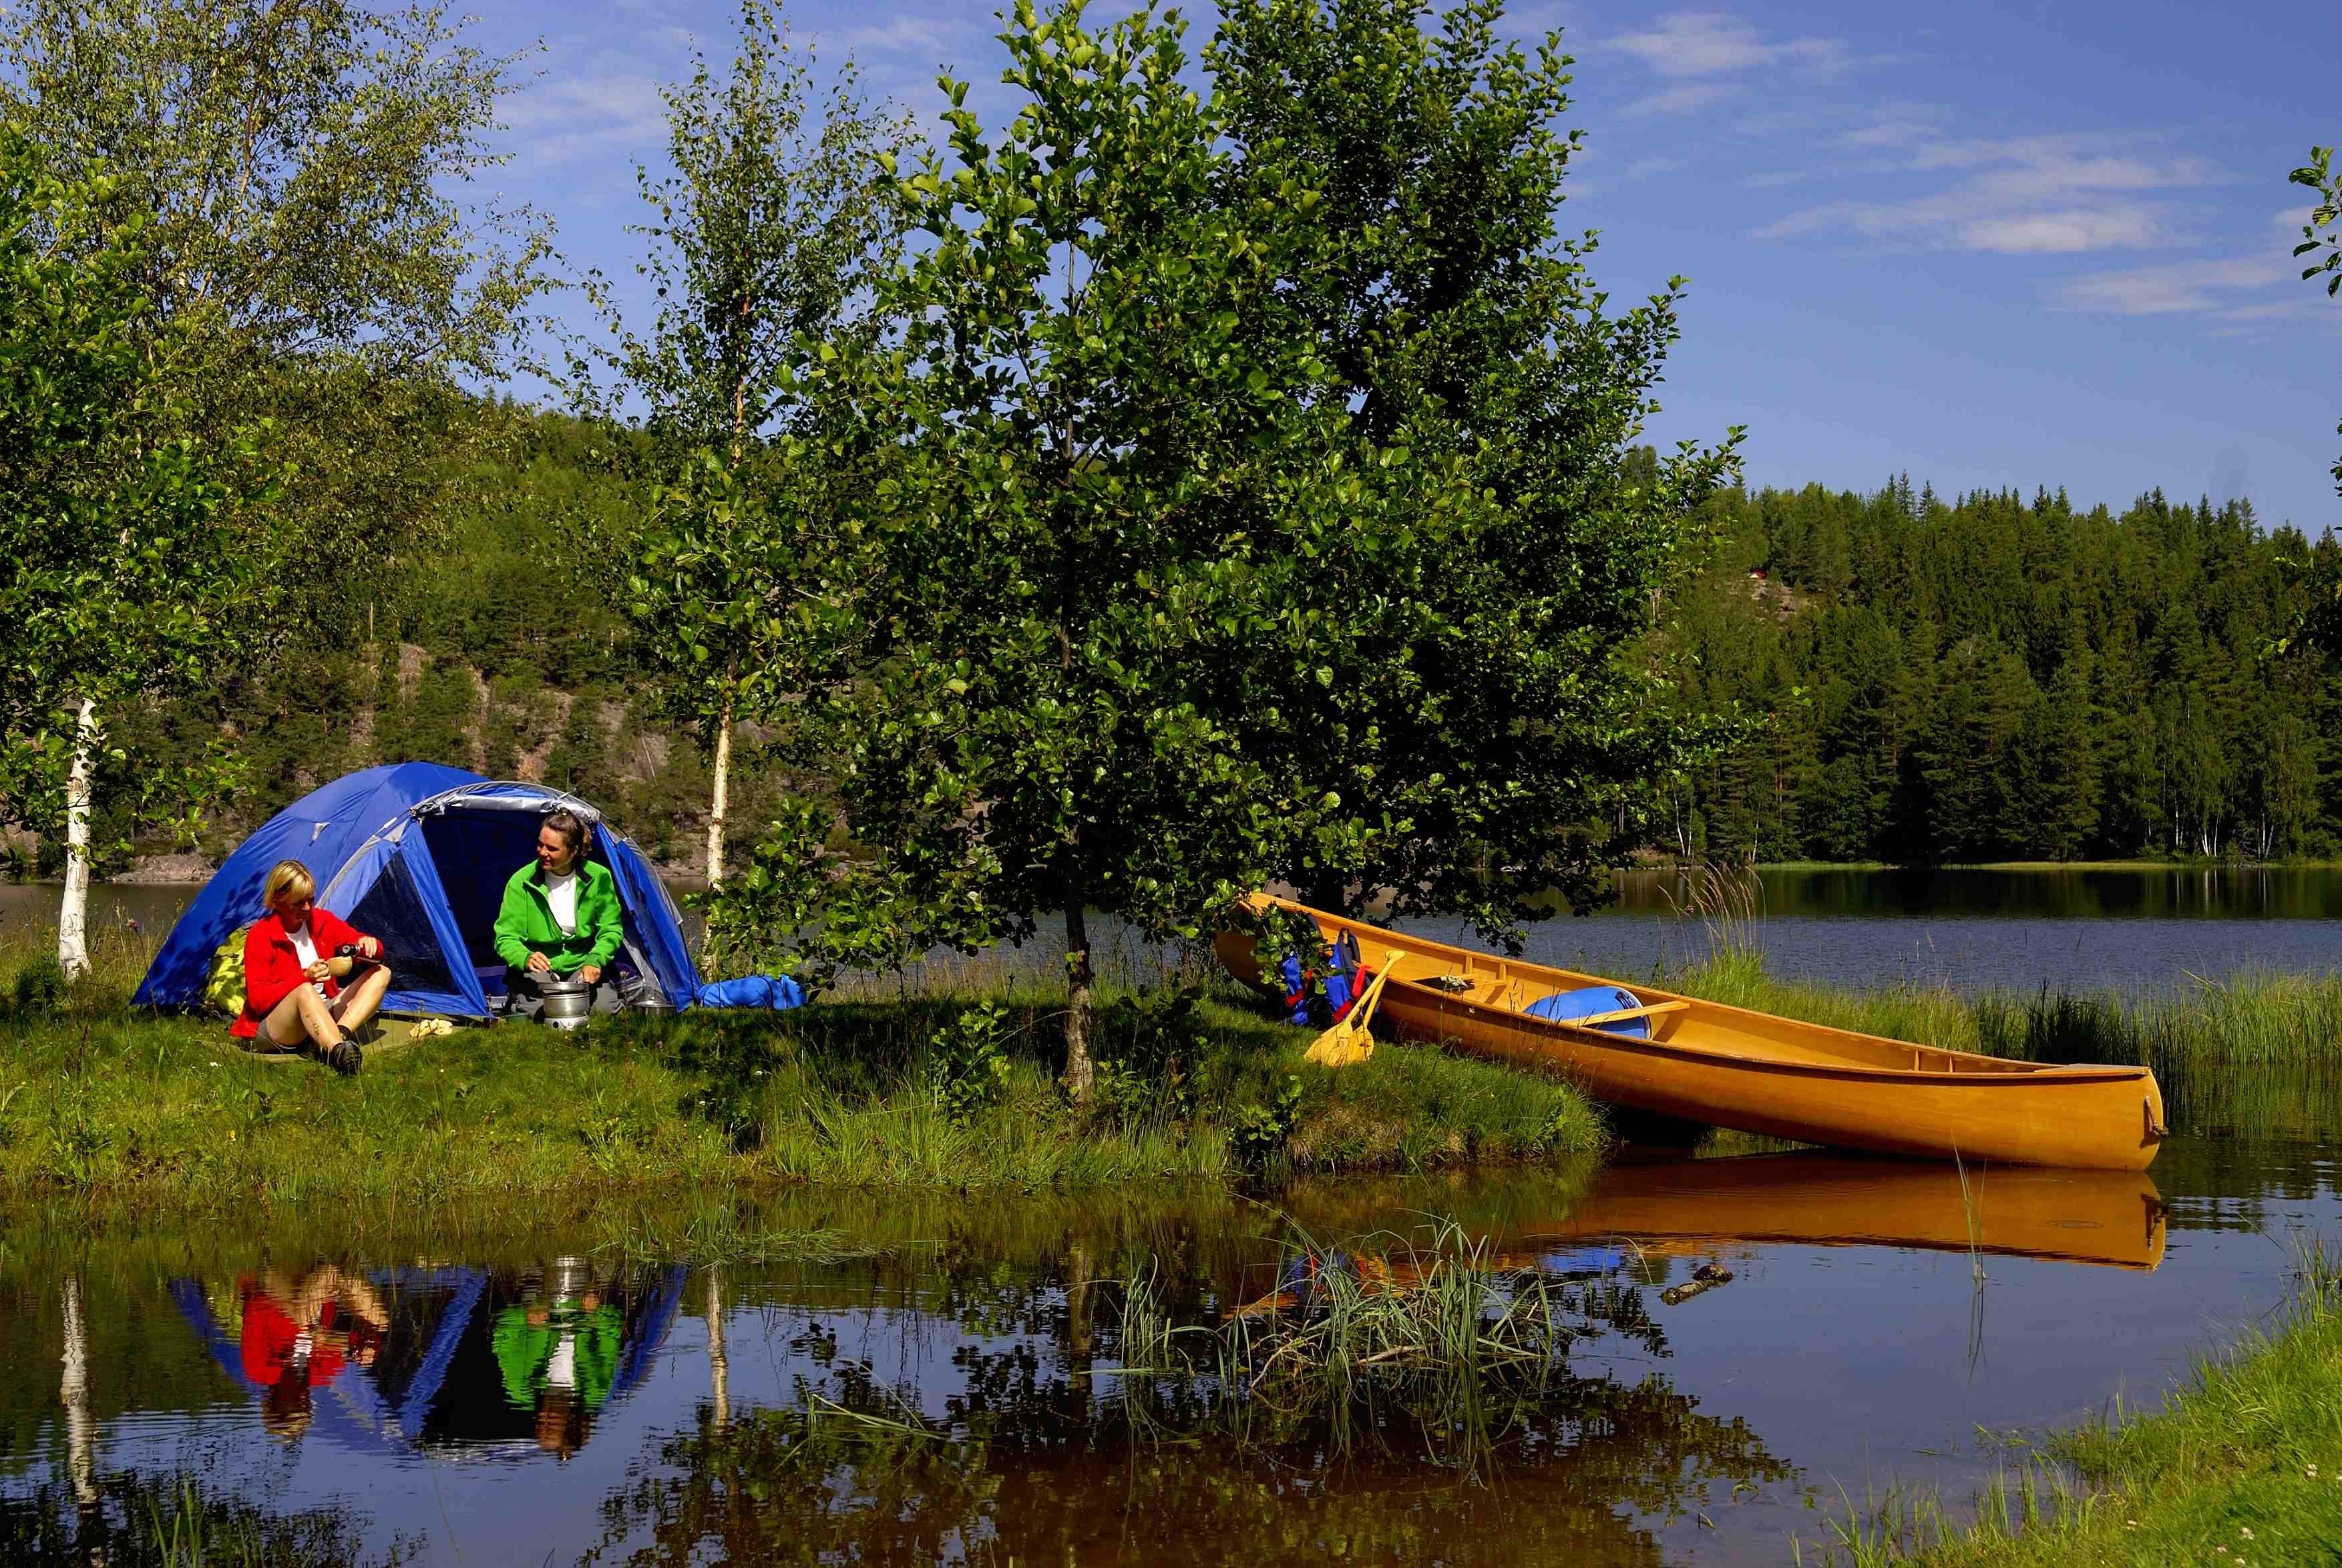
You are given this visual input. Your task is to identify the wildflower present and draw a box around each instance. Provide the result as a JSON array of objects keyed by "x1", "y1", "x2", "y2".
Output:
[{"x1": 2241, "y1": 1528, "x2": 2255, "y2": 1540}]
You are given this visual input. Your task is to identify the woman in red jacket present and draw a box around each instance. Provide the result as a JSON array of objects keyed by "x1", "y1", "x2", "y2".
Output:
[{"x1": 234, "y1": 859, "x2": 391, "y2": 1072}]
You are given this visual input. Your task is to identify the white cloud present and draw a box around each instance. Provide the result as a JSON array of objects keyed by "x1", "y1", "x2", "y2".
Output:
[
  {"x1": 1608, "y1": 11, "x2": 1857, "y2": 79},
  {"x1": 840, "y1": 16, "x2": 959, "y2": 58},
  {"x1": 1955, "y1": 210, "x2": 2168, "y2": 254},
  {"x1": 1756, "y1": 136, "x2": 2222, "y2": 255},
  {"x1": 1627, "y1": 81, "x2": 1738, "y2": 117},
  {"x1": 2051, "y1": 258, "x2": 2294, "y2": 316},
  {"x1": 500, "y1": 71, "x2": 669, "y2": 167}
]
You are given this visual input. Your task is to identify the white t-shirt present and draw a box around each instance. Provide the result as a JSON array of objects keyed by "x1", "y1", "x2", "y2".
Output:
[
  {"x1": 288, "y1": 923, "x2": 326, "y2": 994},
  {"x1": 545, "y1": 870, "x2": 579, "y2": 935}
]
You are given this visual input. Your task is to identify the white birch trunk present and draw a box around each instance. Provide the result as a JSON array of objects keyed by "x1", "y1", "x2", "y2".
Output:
[
  {"x1": 62, "y1": 1274, "x2": 98, "y2": 1508},
  {"x1": 706, "y1": 1264, "x2": 730, "y2": 1432},
  {"x1": 58, "y1": 697, "x2": 97, "y2": 980},
  {"x1": 704, "y1": 693, "x2": 734, "y2": 886}
]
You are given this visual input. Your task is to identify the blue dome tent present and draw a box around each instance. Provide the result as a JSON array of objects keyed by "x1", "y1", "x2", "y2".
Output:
[{"x1": 134, "y1": 764, "x2": 702, "y2": 1016}]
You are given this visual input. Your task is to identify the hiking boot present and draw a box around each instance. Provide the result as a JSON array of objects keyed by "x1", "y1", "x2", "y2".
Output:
[{"x1": 319, "y1": 1032, "x2": 363, "y2": 1075}]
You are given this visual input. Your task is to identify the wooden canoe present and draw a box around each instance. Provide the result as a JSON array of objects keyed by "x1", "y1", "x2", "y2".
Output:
[{"x1": 1217, "y1": 894, "x2": 2166, "y2": 1171}]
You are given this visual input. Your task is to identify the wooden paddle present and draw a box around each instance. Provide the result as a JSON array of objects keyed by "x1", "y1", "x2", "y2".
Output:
[{"x1": 1304, "y1": 949, "x2": 1401, "y2": 1067}]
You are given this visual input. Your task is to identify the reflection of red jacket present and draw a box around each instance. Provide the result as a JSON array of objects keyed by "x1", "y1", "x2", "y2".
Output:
[
  {"x1": 234, "y1": 909, "x2": 372, "y2": 1038},
  {"x1": 239, "y1": 1286, "x2": 349, "y2": 1388}
]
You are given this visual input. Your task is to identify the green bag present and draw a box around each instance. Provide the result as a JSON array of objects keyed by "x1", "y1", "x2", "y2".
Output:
[{"x1": 204, "y1": 923, "x2": 252, "y2": 1018}]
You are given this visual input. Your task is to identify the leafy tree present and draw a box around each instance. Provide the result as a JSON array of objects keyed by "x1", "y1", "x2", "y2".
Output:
[
  {"x1": 762, "y1": 0, "x2": 1370, "y2": 1101},
  {"x1": 578, "y1": 0, "x2": 912, "y2": 883},
  {"x1": 543, "y1": 693, "x2": 622, "y2": 804},
  {"x1": 1206, "y1": 0, "x2": 1744, "y2": 928},
  {"x1": 2284, "y1": 144, "x2": 2342, "y2": 652},
  {"x1": 0, "y1": 124, "x2": 279, "y2": 974},
  {"x1": 0, "y1": 0, "x2": 555, "y2": 640}
]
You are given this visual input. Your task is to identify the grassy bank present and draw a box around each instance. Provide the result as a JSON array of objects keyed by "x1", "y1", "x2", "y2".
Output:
[
  {"x1": 1810, "y1": 1245, "x2": 2342, "y2": 1567},
  {"x1": 0, "y1": 932, "x2": 1602, "y2": 1218}
]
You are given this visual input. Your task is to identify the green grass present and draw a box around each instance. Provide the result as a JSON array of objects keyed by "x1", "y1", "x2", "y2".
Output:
[
  {"x1": 0, "y1": 925, "x2": 1603, "y2": 1217},
  {"x1": 1800, "y1": 1240, "x2": 2342, "y2": 1567}
]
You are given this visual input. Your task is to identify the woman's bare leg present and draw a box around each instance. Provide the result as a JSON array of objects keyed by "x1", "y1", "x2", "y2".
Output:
[
  {"x1": 259, "y1": 986, "x2": 341, "y2": 1051},
  {"x1": 330, "y1": 966, "x2": 391, "y2": 1034}
]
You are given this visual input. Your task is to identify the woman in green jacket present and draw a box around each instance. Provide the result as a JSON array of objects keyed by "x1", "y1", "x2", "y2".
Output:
[{"x1": 492, "y1": 809, "x2": 630, "y2": 1019}]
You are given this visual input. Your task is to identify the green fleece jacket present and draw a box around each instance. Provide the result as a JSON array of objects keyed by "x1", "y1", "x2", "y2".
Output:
[{"x1": 492, "y1": 859, "x2": 624, "y2": 976}]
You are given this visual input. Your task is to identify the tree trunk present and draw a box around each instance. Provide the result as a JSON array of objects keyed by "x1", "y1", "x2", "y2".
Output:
[
  {"x1": 58, "y1": 697, "x2": 97, "y2": 980},
  {"x1": 1062, "y1": 896, "x2": 1095, "y2": 1108},
  {"x1": 61, "y1": 1273, "x2": 99, "y2": 1523},
  {"x1": 705, "y1": 682, "x2": 735, "y2": 886},
  {"x1": 706, "y1": 1264, "x2": 730, "y2": 1433}
]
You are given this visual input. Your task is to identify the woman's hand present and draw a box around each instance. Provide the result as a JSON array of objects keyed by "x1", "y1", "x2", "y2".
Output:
[
  {"x1": 577, "y1": 964, "x2": 602, "y2": 986},
  {"x1": 304, "y1": 960, "x2": 333, "y2": 982},
  {"x1": 526, "y1": 951, "x2": 552, "y2": 974},
  {"x1": 358, "y1": 936, "x2": 380, "y2": 960}
]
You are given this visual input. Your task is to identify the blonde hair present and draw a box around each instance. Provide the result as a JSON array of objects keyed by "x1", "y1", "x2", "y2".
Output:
[{"x1": 261, "y1": 860, "x2": 316, "y2": 913}]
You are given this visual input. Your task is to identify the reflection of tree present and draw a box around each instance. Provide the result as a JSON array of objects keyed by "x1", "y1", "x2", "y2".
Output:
[
  {"x1": 590, "y1": 1271, "x2": 1792, "y2": 1568},
  {"x1": 0, "y1": 1471, "x2": 397, "y2": 1567},
  {"x1": 584, "y1": 1395, "x2": 996, "y2": 1568}
]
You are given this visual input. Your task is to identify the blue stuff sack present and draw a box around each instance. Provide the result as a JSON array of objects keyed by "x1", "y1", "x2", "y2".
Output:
[{"x1": 1522, "y1": 984, "x2": 1651, "y2": 1038}]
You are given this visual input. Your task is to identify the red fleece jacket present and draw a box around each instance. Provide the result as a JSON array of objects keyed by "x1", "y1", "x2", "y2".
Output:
[{"x1": 234, "y1": 909, "x2": 373, "y2": 1039}]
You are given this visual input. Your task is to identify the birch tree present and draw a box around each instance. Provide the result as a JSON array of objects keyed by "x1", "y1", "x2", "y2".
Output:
[
  {"x1": 580, "y1": 0, "x2": 912, "y2": 884},
  {"x1": 0, "y1": 127, "x2": 278, "y2": 976}
]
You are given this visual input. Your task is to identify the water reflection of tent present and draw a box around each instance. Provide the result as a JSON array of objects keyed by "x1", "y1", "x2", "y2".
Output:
[{"x1": 170, "y1": 1264, "x2": 687, "y2": 1458}]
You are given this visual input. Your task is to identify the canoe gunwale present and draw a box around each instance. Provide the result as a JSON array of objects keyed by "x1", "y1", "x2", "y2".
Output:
[{"x1": 1395, "y1": 980, "x2": 2155, "y2": 1089}]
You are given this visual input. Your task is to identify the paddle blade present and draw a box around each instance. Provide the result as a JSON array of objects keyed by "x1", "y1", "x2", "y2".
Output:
[{"x1": 1306, "y1": 1024, "x2": 1375, "y2": 1068}]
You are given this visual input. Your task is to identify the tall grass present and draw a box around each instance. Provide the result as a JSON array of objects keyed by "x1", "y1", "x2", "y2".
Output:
[{"x1": 1661, "y1": 942, "x2": 2342, "y2": 1140}]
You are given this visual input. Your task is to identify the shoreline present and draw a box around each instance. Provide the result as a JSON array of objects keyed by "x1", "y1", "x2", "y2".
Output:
[{"x1": 1818, "y1": 1254, "x2": 2342, "y2": 1566}]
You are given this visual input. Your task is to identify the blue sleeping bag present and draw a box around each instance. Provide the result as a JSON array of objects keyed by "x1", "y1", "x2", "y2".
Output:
[
  {"x1": 1523, "y1": 984, "x2": 1651, "y2": 1038},
  {"x1": 695, "y1": 974, "x2": 806, "y2": 1010}
]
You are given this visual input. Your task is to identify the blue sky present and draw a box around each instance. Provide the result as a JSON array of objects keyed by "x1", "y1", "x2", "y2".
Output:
[{"x1": 469, "y1": 0, "x2": 2342, "y2": 533}]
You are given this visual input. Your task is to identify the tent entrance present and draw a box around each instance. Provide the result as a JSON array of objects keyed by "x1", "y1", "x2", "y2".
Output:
[{"x1": 409, "y1": 809, "x2": 667, "y2": 1006}]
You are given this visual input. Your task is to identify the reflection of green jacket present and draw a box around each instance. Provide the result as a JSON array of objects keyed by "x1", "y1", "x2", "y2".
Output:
[
  {"x1": 492, "y1": 859, "x2": 624, "y2": 975},
  {"x1": 492, "y1": 1302, "x2": 624, "y2": 1411}
]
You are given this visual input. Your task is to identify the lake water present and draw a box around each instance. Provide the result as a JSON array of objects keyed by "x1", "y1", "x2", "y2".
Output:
[
  {"x1": 3, "y1": 868, "x2": 2339, "y2": 1563},
  {"x1": 16, "y1": 866, "x2": 2332, "y2": 1001},
  {"x1": 3, "y1": 1132, "x2": 2335, "y2": 1567}
]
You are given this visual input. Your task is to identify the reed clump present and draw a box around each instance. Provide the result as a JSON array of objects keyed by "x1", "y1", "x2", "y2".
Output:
[{"x1": 1117, "y1": 1218, "x2": 1580, "y2": 1471}]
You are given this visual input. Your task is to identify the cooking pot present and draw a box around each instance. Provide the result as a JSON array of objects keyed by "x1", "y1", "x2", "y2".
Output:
[{"x1": 537, "y1": 975, "x2": 594, "y2": 1030}]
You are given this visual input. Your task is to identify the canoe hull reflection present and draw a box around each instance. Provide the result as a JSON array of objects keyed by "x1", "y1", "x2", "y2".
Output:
[
  {"x1": 1282, "y1": 1154, "x2": 2168, "y2": 1271},
  {"x1": 1217, "y1": 895, "x2": 2166, "y2": 1171}
]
